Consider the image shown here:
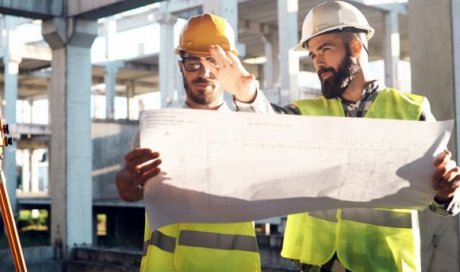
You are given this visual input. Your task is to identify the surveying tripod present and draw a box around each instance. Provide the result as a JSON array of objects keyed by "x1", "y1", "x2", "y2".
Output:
[{"x1": 0, "y1": 115, "x2": 27, "y2": 271}]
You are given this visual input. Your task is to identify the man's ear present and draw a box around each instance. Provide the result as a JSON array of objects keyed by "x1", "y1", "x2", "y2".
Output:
[{"x1": 349, "y1": 39, "x2": 363, "y2": 57}]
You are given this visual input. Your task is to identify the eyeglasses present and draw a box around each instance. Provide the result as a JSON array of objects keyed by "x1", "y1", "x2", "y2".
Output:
[{"x1": 182, "y1": 57, "x2": 216, "y2": 72}]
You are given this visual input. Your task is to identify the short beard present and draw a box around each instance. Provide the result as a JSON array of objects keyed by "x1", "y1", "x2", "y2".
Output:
[
  {"x1": 182, "y1": 75, "x2": 220, "y2": 105},
  {"x1": 318, "y1": 50, "x2": 361, "y2": 99}
]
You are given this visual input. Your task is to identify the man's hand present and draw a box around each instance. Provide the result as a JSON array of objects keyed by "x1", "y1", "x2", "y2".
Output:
[
  {"x1": 116, "y1": 148, "x2": 161, "y2": 202},
  {"x1": 201, "y1": 44, "x2": 257, "y2": 103},
  {"x1": 433, "y1": 150, "x2": 460, "y2": 202}
]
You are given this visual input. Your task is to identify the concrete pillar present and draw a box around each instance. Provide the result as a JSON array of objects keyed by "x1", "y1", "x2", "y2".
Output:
[
  {"x1": 262, "y1": 33, "x2": 281, "y2": 103},
  {"x1": 126, "y1": 81, "x2": 135, "y2": 120},
  {"x1": 203, "y1": 0, "x2": 242, "y2": 108},
  {"x1": 277, "y1": 0, "x2": 299, "y2": 105},
  {"x1": 383, "y1": 11, "x2": 400, "y2": 89},
  {"x1": 262, "y1": 35, "x2": 274, "y2": 88},
  {"x1": 158, "y1": 3, "x2": 177, "y2": 108},
  {"x1": 42, "y1": 17, "x2": 97, "y2": 254},
  {"x1": 409, "y1": 1, "x2": 459, "y2": 271},
  {"x1": 104, "y1": 61, "x2": 121, "y2": 119},
  {"x1": 1, "y1": 15, "x2": 20, "y2": 214},
  {"x1": 104, "y1": 17, "x2": 117, "y2": 119}
]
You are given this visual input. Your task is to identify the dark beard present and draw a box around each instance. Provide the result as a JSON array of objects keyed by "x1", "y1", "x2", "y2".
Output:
[
  {"x1": 183, "y1": 76, "x2": 218, "y2": 105},
  {"x1": 318, "y1": 51, "x2": 361, "y2": 99}
]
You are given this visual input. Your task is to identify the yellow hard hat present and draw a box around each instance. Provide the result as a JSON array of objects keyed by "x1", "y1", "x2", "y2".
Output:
[
  {"x1": 176, "y1": 13, "x2": 238, "y2": 56},
  {"x1": 294, "y1": 1, "x2": 374, "y2": 51}
]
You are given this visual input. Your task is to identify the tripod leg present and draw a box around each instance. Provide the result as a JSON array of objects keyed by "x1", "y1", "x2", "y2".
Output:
[{"x1": 0, "y1": 170, "x2": 27, "y2": 272}]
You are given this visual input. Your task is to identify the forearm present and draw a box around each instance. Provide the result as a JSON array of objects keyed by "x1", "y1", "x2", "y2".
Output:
[{"x1": 234, "y1": 88, "x2": 300, "y2": 114}]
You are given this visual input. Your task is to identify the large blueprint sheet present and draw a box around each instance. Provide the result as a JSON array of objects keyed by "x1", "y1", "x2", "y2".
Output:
[{"x1": 140, "y1": 108, "x2": 453, "y2": 230}]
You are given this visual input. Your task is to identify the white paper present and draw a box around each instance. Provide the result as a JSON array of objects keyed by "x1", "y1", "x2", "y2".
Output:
[{"x1": 140, "y1": 108, "x2": 453, "y2": 230}]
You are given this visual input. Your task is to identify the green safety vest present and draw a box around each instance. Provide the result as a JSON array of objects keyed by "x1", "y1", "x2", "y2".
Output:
[
  {"x1": 141, "y1": 214, "x2": 261, "y2": 272},
  {"x1": 282, "y1": 88, "x2": 424, "y2": 272}
]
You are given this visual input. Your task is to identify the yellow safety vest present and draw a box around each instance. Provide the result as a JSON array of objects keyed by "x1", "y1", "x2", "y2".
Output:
[
  {"x1": 141, "y1": 214, "x2": 261, "y2": 272},
  {"x1": 282, "y1": 88, "x2": 424, "y2": 272}
]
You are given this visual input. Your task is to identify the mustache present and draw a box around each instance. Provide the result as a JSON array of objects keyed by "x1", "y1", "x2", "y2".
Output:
[
  {"x1": 193, "y1": 77, "x2": 214, "y2": 85},
  {"x1": 318, "y1": 67, "x2": 336, "y2": 78}
]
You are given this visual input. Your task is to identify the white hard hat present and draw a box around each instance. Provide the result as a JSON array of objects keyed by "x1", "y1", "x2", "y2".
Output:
[{"x1": 294, "y1": 1, "x2": 375, "y2": 51}]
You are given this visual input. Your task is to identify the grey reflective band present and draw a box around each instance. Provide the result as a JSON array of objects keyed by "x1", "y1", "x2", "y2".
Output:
[
  {"x1": 341, "y1": 208, "x2": 413, "y2": 228},
  {"x1": 179, "y1": 230, "x2": 259, "y2": 252},
  {"x1": 309, "y1": 209, "x2": 413, "y2": 228},
  {"x1": 309, "y1": 210, "x2": 338, "y2": 222},
  {"x1": 143, "y1": 230, "x2": 176, "y2": 256}
]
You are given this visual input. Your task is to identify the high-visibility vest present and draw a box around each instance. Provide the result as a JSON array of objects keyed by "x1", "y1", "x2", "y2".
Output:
[
  {"x1": 141, "y1": 214, "x2": 261, "y2": 272},
  {"x1": 282, "y1": 88, "x2": 424, "y2": 272}
]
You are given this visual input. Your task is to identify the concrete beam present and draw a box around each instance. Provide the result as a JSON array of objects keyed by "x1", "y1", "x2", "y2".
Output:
[
  {"x1": 0, "y1": 0, "x2": 62, "y2": 19},
  {"x1": 348, "y1": 0, "x2": 408, "y2": 15},
  {"x1": 239, "y1": 19, "x2": 276, "y2": 36},
  {"x1": 68, "y1": 0, "x2": 163, "y2": 20}
]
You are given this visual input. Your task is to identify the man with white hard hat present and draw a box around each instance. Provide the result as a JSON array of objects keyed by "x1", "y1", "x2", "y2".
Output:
[{"x1": 203, "y1": 1, "x2": 460, "y2": 271}]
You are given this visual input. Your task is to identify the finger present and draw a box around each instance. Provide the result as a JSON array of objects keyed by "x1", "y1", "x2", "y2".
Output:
[
  {"x1": 226, "y1": 51, "x2": 243, "y2": 70},
  {"x1": 434, "y1": 150, "x2": 451, "y2": 167},
  {"x1": 137, "y1": 167, "x2": 162, "y2": 187},
  {"x1": 125, "y1": 148, "x2": 154, "y2": 160},
  {"x1": 125, "y1": 153, "x2": 160, "y2": 172},
  {"x1": 433, "y1": 159, "x2": 457, "y2": 182},
  {"x1": 125, "y1": 149, "x2": 159, "y2": 161},
  {"x1": 434, "y1": 183, "x2": 460, "y2": 199},
  {"x1": 443, "y1": 167, "x2": 460, "y2": 183},
  {"x1": 137, "y1": 158, "x2": 162, "y2": 174},
  {"x1": 211, "y1": 45, "x2": 233, "y2": 68}
]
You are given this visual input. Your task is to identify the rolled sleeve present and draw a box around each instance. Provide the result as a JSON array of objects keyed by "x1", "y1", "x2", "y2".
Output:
[{"x1": 234, "y1": 89, "x2": 276, "y2": 114}]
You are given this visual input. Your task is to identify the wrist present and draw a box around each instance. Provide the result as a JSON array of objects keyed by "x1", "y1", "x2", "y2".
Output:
[
  {"x1": 234, "y1": 86, "x2": 257, "y2": 103},
  {"x1": 434, "y1": 195, "x2": 453, "y2": 205}
]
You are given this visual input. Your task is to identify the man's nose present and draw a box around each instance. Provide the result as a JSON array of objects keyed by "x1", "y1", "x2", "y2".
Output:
[
  {"x1": 314, "y1": 57, "x2": 325, "y2": 72},
  {"x1": 197, "y1": 64, "x2": 212, "y2": 77}
]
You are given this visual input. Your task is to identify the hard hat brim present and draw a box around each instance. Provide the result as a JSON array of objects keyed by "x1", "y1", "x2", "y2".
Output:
[
  {"x1": 175, "y1": 48, "x2": 239, "y2": 56},
  {"x1": 293, "y1": 25, "x2": 375, "y2": 51}
]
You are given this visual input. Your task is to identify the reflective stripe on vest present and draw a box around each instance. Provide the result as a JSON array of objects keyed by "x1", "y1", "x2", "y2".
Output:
[
  {"x1": 179, "y1": 230, "x2": 259, "y2": 252},
  {"x1": 341, "y1": 208, "x2": 412, "y2": 228},
  {"x1": 309, "y1": 210, "x2": 338, "y2": 222},
  {"x1": 143, "y1": 229, "x2": 259, "y2": 256},
  {"x1": 143, "y1": 230, "x2": 176, "y2": 255},
  {"x1": 308, "y1": 208, "x2": 412, "y2": 228}
]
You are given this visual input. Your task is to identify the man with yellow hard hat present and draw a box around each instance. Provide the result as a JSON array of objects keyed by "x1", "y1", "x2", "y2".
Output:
[
  {"x1": 204, "y1": 1, "x2": 460, "y2": 271},
  {"x1": 116, "y1": 13, "x2": 261, "y2": 272}
]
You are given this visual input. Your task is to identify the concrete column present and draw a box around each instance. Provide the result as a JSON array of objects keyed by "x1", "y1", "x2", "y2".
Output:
[
  {"x1": 42, "y1": 17, "x2": 97, "y2": 254},
  {"x1": 203, "y1": 0, "x2": 242, "y2": 108},
  {"x1": 262, "y1": 35, "x2": 274, "y2": 88},
  {"x1": 22, "y1": 149, "x2": 32, "y2": 193},
  {"x1": 409, "y1": 1, "x2": 459, "y2": 271},
  {"x1": 383, "y1": 11, "x2": 400, "y2": 89},
  {"x1": 262, "y1": 33, "x2": 281, "y2": 103},
  {"x1": 104, "y1": 61, "x2": 121, "y2": 119},
  {"x1": 158, "y1": 3, "x2": 177, "y2": 108},
  {"x1": 104, "y1": 17, "x2": 117, "y2": 119},
  {"x1": 126, "y1": 81, "x2": 135, "y2": 120},
  {"x1": 2, "y1": 15, "x2": 20, "y2": 213},
  {"x1": 277, "y1": 0, "x2": 299, "y2": 105}
]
